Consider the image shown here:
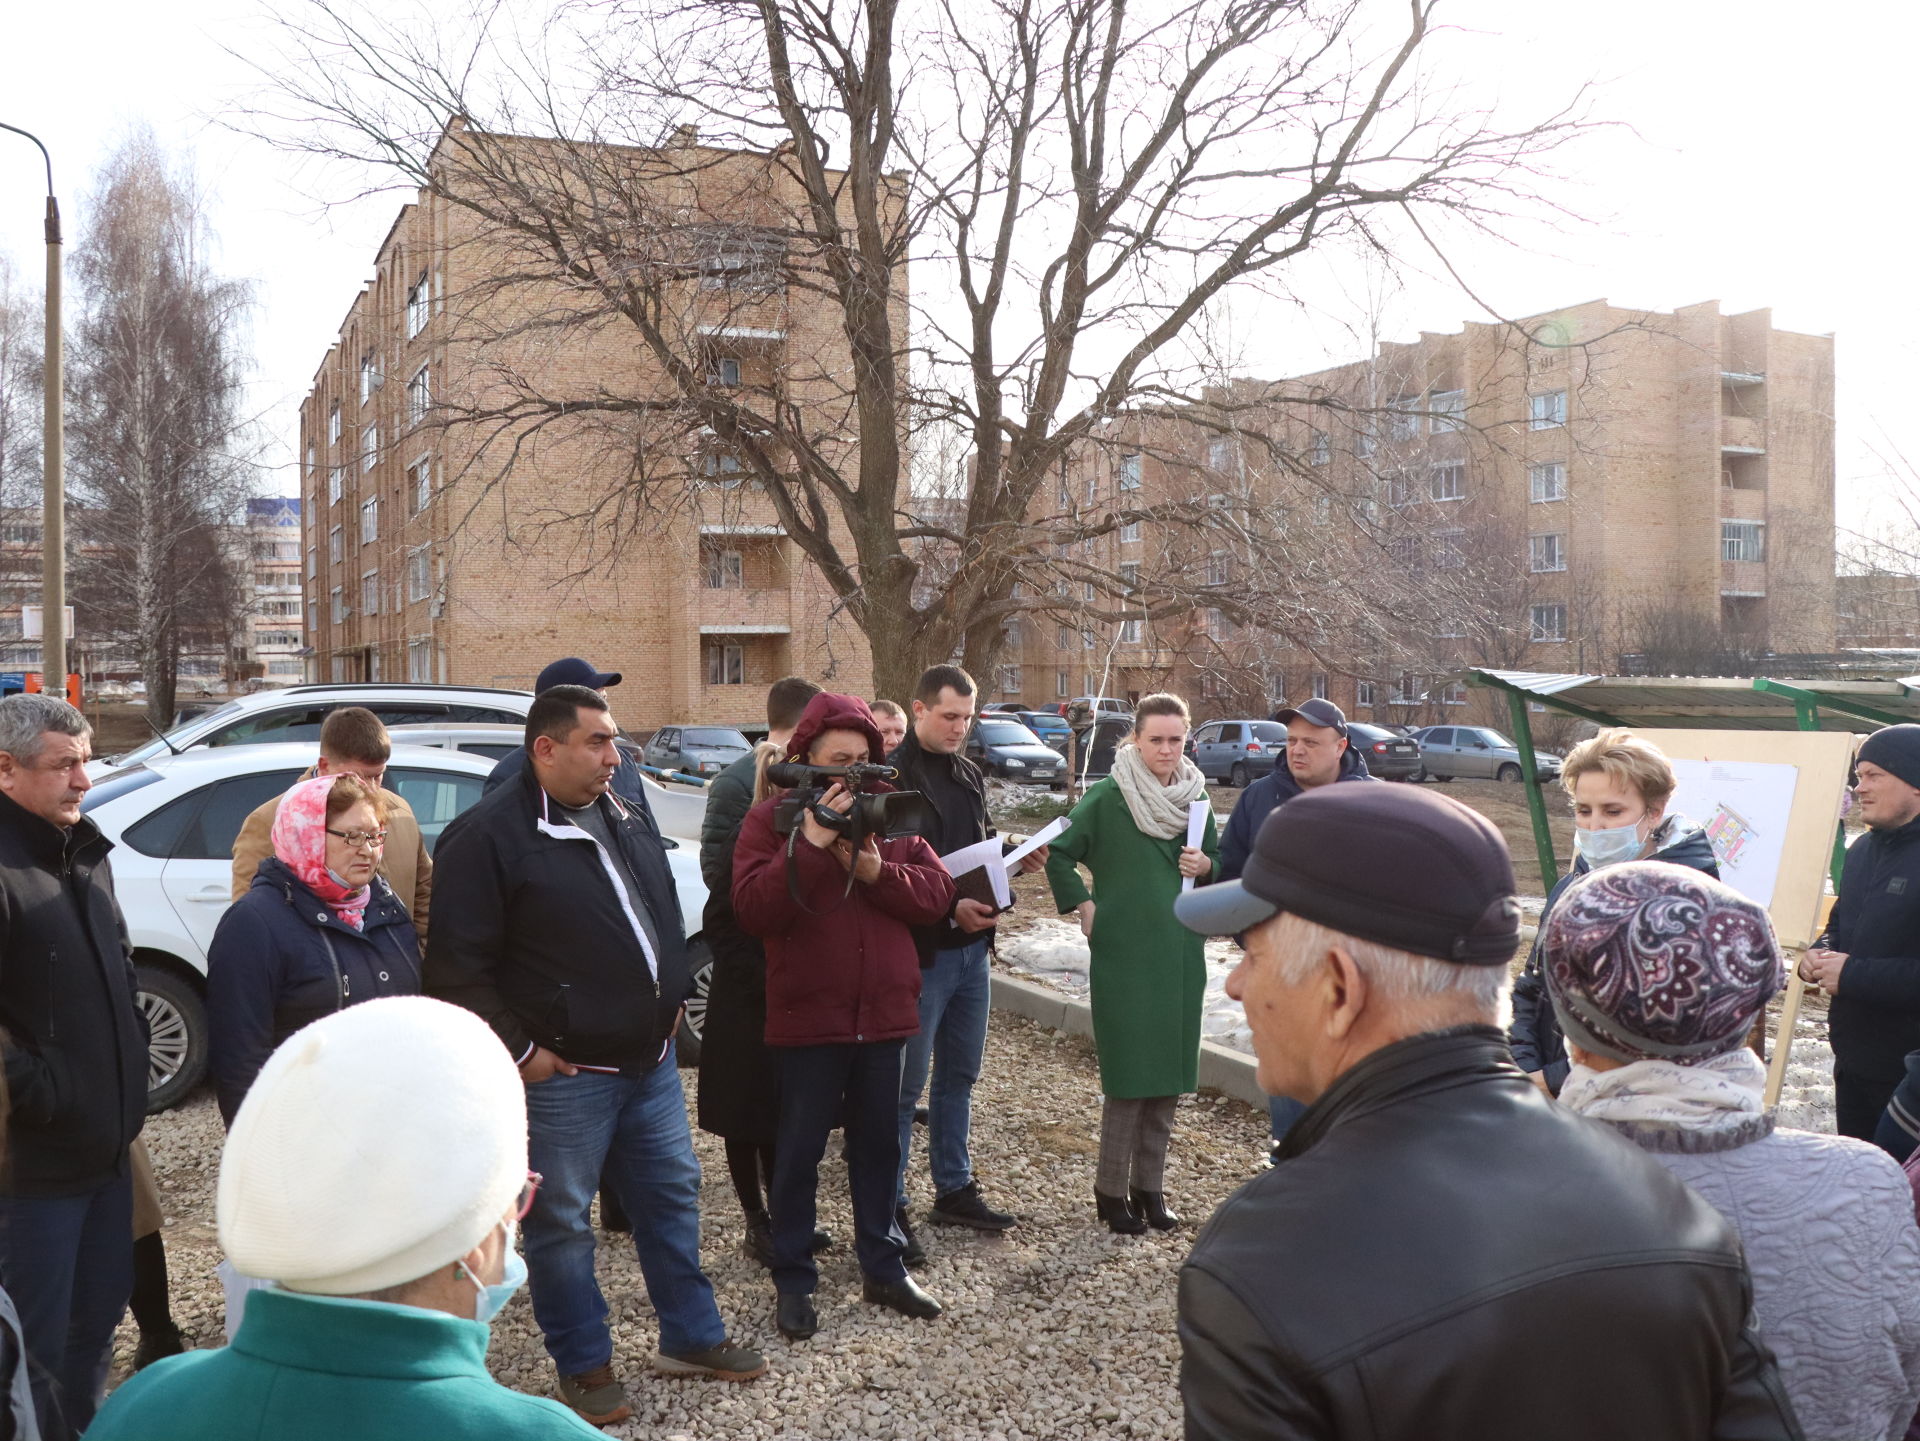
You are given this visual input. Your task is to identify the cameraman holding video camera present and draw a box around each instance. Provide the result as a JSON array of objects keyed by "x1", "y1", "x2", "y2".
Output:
[{"x1": 732, "y1": 694, "x2": 956, "y2": 1341}]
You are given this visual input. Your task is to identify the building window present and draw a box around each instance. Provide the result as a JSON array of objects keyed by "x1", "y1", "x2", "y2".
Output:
[
  {"x1": 1312, "y1": 493, "x2": 1333, "y2": 526},
  {"x1": 330, "y1": 585, "x2": 345, "y2": 623},
  {"x1": 407, "y1": 366, "x2": 430, "y2": 428},
  {"x1": 1208, "y1": 438, "x2": 1235, "y2": 473},
  {"x1": 1056, "y1": 625, "x2": 1072, "y2": 651},
  {"x1": 359, "y1": 351, "x2": 381, "y2": 404},
  {"x1": 700, "y1": 231, "x2": 782, "y2": 291},
  {"x1": 1529, "y1": 462, "x2": 1567, "y2": 502},
  {"x1": 1384, "y1": 471, "x2": 1413, "y2": 507},
  {"x1": 1529, "y1": 390, "x2": 1567, "y2": 429},
  {"x1": 1309, "y1": 430, "x2": 1330, "y2": 466},
  {"x1": 407, "y1": 547, "x2": 431, "y2": 604},
  {"x1": 1206, "y1": 551, "x2": 1228, "y2": 587},
  {"x1": 329, "y1": 525, "x2": 343, "y2": 565},
  {"x1": 703, "y1": 546, "x2": 744, "y2": 589},
  {"x1": 1388, "y1": 535, "x2": 1419, "y2": 566},
  {"x1": 1530, "y1": 603, "x2": 1568, "y2": 642},
  {"x1": 1429, "y1": 389, "x2": 1465, "y2": 433},
  {"x1": 1119, "y1": 561, "x2": 1139, "y2": 591},
  {"x1": 1529, "y1": 533, "x2": 1566, "y2": 573},
  {"x1": 328, "y1": 402, "x2": 341, "y2": 446},
  {"x1": 708, "y1": 355, "x2": 742, "y2": 387},
  {"x1": 1722, "y1": 521, "x2": 1765, "y2": 563},
  {"x1": 361, "y1": 571, "x2": 380, "y2": 616},
  {"x1": 1056, "y1": 670, "x2": 1069, "y2": 698},
  {"x1": 304, "y1": 444, "x2": 316, "y2": 481},
  {"x1": 328, "y1": 466, "x2": 344, "y2": 505},
  {"x1": 408, "y1": 637, "x2": 434, "y2": 681},
  {"x1": 1082, "y1": 629, "x2": 1096, "y2": 651},
  {"x1": 1390, "y1": 672, "x2": 1420, "y2": 704},
  {"x1": 1356, "y1": 680, "x2": 1375, "y2": 707},
  {"x1": 705, "y1": 642, "x2": 744, "y2": 685},
  {"x1": 1434, "y1": 528, "x2": 1465, "y2": 569},
  {"x1": 1201, "y1": 670, "x2": 1225, "y2": 699},
  {"x1": 1119, "y1": 618, "x2": 1141, "y2": 643},
  {"x1": 1389, "y1": 401, "x2": 1420, "y2": 442},
  {"x1": 1440, "y1": 681, "x2": 1468, "y2": 705},
  {"x1": 305, "y1": 546, "x2": 316, "y2": 580},
  {"x1": 1118, "y1": 453, "x2": 1142, "y2": 491},
  {"x1": 1118, "y1": 520, "x2": 1141, "y2": 544},
  {"x1": 409, "y1": 455, "x2": 432, "y2": 513},
  {"x1": 1004, "y1": 618, "x2": 1022, "y2": 646},
  {"x1": 360, "y1": 497, "x2": 378, "y2": 545},
  {"x1": 1311, "y1": 672, "x2": 1328, "y2": 700},
  {"x1": 406, "y1": 271, "x2": 431, "y2": 338},
  {"x1": 999, "y1": 665, "x2": 1021, "y2": 694},
  {"x1": 1429, "y1": 464, "x2": 1465, "y2": 502},
  {"x1": 1354, "y1": 424, "x2": 1375, "y2": 460},
  {"x1": 360, "y1": 423, "x2": 378, "y2": 473},
  {"x1": 700, "y1": 452, "x2": 746, "y2": 486}
]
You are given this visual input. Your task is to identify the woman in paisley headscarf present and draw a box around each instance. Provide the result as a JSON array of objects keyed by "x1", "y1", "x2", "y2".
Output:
[
  {"x1": 1546, "y1": 860, "x2": 1920, "y2": 1441},
  {"x1": 207, "y1": 774, "x2": 421, "y2": 1126}
]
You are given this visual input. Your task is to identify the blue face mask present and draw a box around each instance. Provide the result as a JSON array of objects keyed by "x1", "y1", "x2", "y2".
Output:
[
  {"x1": 466, "y1": 1223, "x2": 527, "y2": 1325},
  {"x1": 1573, "y1": 820, "x2": 1646, "y2": 869}
]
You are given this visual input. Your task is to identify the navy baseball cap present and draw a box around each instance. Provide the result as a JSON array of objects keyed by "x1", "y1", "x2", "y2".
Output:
[
  {"x1": 1272, "y1": 698, "x2": 1347, "y2": 735},
  {"x1": 1174, "y1": 784, "x2": 1520, "y2": 965},
  {"x1": 535, "y1": 657, "x2": 622, "y2": 693}
]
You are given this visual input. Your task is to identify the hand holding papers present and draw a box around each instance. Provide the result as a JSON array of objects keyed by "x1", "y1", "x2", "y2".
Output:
[
  {"x1": 1181, "y1": 799, "x2": 1209, "y2": 892},
  {"x1": 940, "y1": 817, "x2": 1072, "y2": 920}
]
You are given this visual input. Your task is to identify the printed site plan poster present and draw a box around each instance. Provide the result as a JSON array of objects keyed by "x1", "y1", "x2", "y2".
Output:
[{"x1": 1666, "y1": 758, "x2": 1802, "y2": 911}]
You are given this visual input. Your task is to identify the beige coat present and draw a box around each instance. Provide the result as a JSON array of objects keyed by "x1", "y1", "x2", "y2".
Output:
[{"x1": 229, "y1": 769, "x2": 432, "y2": 945}]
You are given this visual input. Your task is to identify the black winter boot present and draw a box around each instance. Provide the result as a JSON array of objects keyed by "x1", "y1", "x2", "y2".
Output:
[
  {"x1": 1094, "y1": 1189, "x2": 1147, "y2": 1235},
  {"x1": 1128, "y1": 1187, "x2": 1180, "y2": 1231}
]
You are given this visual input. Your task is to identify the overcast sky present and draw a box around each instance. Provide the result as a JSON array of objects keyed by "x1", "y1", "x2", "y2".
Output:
[{"x1": 0, "y1": 0, "x2": 1901, "y2": 530}]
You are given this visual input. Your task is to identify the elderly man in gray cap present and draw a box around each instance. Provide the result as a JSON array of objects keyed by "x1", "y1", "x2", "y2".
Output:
[{"x1": 1172, "y1": 783, "x2": 1802, "y2": 1441}]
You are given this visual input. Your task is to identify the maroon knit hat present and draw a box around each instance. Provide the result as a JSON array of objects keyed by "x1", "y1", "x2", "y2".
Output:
[
  {"x1": 1544, "y1": 860, "x2": 1781, "y2": 1064},
  {"x1": 784, "y1": 692, "x2": 886, "y2": 767}
]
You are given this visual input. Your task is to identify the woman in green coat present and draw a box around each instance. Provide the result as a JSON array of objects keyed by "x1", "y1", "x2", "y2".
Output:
[{"x1": 1046, "y1": 693, "x2": 1219, "y2": 1234}]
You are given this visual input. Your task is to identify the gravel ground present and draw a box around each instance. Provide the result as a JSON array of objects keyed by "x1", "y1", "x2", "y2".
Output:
[{"x1": 113, "y1": 1013, "x2": 1272, "y2": 1440}]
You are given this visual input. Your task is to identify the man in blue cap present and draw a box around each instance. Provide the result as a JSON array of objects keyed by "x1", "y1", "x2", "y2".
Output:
[
  {"x1": 1802, "y1": 723, "x2": 1920, "y2": 1141},
  {"x1": 1170, "y1": 783, "x2": 1799, "y2": 1441},
  {"x1": 486, "y1": 659, "x2": 649, "y2": 809}
]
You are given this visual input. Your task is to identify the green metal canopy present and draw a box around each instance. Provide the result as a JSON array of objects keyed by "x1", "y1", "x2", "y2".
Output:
[{"x1": 1461, "y1": 668, "x2": 1913, "y2": 889}]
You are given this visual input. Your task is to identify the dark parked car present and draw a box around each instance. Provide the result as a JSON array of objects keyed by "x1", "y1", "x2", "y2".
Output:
[
  {"x1": 1069, "y1": 718, "x2": 1132, "y2": 780},
  {"x1": 980, "y1": 701, "x2": 1031, "y2": 715},
  {"x1": 1018, "y1": 711, "x2": 1073, "y2": 754},
  {"x1": 1409, "y1": 725, "x2": 1563, "y2": 783},
  {"x1": 966, "y1": 718, "x2": 1065, "y2": 785},
  {"x1": 1346, "y1": 722, "x2": 1424, "y2": 782},
  {"x1": 642, "y1": 724, "x2": 754, "y2": 778},
  {"x1": 1190, "y1": 719, "x2": 1286, "y2": 787}
]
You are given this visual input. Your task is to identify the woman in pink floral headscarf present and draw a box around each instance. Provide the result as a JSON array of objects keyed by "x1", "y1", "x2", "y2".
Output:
[{"x1": 206, "y1": 774, "x2": 421, "y2": 1124}]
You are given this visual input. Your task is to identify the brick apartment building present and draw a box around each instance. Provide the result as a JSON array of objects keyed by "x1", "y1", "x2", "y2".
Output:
[
  {"x1": 297, "y1": 126, "x2": 880, "y2": 731},
  {"x1": 994, "y1": 299, "x2": 1835, "y2": 729}
]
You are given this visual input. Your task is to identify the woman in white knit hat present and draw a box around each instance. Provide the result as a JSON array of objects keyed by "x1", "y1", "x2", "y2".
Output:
[{"x1": 84, "y1": 996, "x2": 600, "y2": 1440}]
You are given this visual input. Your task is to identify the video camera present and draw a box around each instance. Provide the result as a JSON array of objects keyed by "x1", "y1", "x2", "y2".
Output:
[{"x1": 768, "y1": 761, "x2": 929, "y2": 846}]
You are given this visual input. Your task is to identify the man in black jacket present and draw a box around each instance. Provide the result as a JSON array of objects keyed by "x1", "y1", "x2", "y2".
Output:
[
  {"x1": 0, "y1": 694, "x2": 147, "y2": 1440},
  {"x1": 1172, "y1": 783, "x2": 1801, "y2": 1441},
  {"x1": 428, "y1": 686, "x2": 764, "y2": 1427},
  {"x1": 1804, "y1": 723, "x2": 1920, "y2": 1139}
]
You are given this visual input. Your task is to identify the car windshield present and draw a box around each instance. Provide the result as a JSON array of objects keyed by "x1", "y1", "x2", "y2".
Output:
[
  {"x1": 1347, "y1": 724, "x2": 1388, "y2": 743},
  {"x1": 109, "y1": 701, "x2": 245, "y2": 766},
  {"x1": 1249, "y1": 722, "x2": 1286, "y2": 742},
  {"x1": 1023, "y1": 714, "x2": 1066, "y2": 730},
  {"x1": 978, "y1": 721, "x2": 1042, "y2": 747},
  {"x1": 1477, "y1": 730, "x2": 1515, "y2": 749},
  {"x1": 682, "y1": 728, "x2": 750, "y2": 749}
]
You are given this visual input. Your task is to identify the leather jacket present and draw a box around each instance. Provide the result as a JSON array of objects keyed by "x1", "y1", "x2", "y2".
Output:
[{"x1": 1179, "y1": 1027, "x2": 1803, "y2": 1441}]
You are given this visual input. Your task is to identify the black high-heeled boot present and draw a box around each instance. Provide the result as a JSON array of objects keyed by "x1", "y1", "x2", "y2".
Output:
[
  {"x1": 1129, "y1": 1187, "x2": 1179, "y2": 1231},
  {"x1": 743, "y1": 1209, "x2": 776, "y2": 1268},
  {"x1": 1094, "y1": 1188, "x2": 1147, "y2": 1235}
]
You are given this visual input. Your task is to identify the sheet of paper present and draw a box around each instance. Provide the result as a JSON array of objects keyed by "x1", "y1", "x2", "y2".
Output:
[
  {"x1": 1001, "y1": 816, "x2": 1070, "y2": 872},
  {"x1": 1666, "y1": 757, "x2": 1802, "y2": 911},
  {"x1": 1182, "y1": 798, "x2": 1210, "y2": 891},
  {"x1": 940, "y1": 838, "x2": 1012, "y2": 910}
]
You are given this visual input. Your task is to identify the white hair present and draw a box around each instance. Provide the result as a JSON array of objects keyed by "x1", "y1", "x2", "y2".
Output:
[
  {"x1": 0, "y1": 694, "x2": 89, "y2": 766},
  {"x1": 1269, "y1": 912, "x2": 1511, "y2": 1031}
]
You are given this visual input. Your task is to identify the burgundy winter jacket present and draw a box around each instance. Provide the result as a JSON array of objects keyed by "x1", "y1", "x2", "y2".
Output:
[{"x1": 730, "y1": 690, "x2": 955, "y2": 1047}]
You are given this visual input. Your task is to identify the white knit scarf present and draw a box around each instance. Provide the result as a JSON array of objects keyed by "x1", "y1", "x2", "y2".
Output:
[
  {"x1": 1109, "y1": 742, "x2": 1208, "y2": 840},
  {"x1": 1559, "y1": 1047, "x2": 1774, "y2": 1152}
]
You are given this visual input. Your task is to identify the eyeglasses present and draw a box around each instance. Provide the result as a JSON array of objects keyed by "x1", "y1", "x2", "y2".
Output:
[
  {"x1": 324, "y1": 827, "x2": 388, "y2": 851},
  {"x1": 514, "y1": 1171, "x2": 543, "y2": 1221}
]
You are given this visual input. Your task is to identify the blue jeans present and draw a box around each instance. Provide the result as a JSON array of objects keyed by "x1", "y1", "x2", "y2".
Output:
[
  {"x1": 521, "y1": 1052, "x2": 724, "y2": 1370},
  {"x1": 0, "y1": 1170, "x2": 132, "y2": 1441},
  {"x1": 772, "y1": 1042, "x2": 907, "y2": 1294},
  {"x1": 898, "y1": 936, "x2": 991, "y2": 1204}
]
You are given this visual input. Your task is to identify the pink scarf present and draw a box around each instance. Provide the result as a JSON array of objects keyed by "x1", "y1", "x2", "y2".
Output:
[{"x1": 271, "y1": 775, "x2": 372, "y2": 931}]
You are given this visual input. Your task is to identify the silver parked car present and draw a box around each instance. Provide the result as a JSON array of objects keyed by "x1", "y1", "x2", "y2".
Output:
[
  {"x1": 1189, "y1": 719, "x2": 1286, "y2": 787},
  {"x1": 642, "y1": 724, "x2": 754, "y2": 778},
  {"x1": 1410, "y1": 725, "x2": 1563, "y2": 783}
]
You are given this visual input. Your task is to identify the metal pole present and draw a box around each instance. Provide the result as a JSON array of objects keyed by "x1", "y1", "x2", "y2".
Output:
[
  {"x1": 1505, "y1": 688, "x2": 1558, "y2": 889},
  {"x1": 0, "y1": 125, "x2": 63, "y2": 703}
]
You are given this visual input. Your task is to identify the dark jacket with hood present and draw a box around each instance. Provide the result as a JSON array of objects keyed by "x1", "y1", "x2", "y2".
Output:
[
  {"x1": 1178, "y1": 1027, "x2": 1802, "y2": 1441},
  {"x1": 0, "y1": 791, "x2": 146, "y2": 1198},
  {"x1": 207, "y1": 858, "x2": 422, "y2": 1125},
  {"x1": 733, "y1": 695, "x2": 956, "y2": 1047},
  {"x1": 695, "y1": 747, "x2": 780, "y2": 1143},
  {"x1": 1219, "y1": 744, "x2": 1373, "y2": 882},
  {"x1": 885, "y1": 725, "x2": 993, "y2": 958},
  {"x1": 1823, "y1": 812, "x2": 1920, "y2": 1090},
  {"x1": 426, "y1": 762, "x2": 689, "y2": 1073},
  {"x1": 1508, "y1": 816, "x2": 1719, "y2": 1093}
]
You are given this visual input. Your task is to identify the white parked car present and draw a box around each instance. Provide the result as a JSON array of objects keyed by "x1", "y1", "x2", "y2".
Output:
[{"x1": 81, "y1": 743, "x2": 711, "y2": 1112}]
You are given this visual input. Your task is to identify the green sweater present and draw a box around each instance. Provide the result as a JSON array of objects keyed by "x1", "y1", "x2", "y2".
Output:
[{"x1": 86, "y1": 1287, "x2": 598, "y2": 1441}]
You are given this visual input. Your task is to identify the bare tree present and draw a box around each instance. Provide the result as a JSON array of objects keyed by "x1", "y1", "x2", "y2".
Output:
[{"x1": 66, "y1": 130, "x2": 254, "y2": 724}]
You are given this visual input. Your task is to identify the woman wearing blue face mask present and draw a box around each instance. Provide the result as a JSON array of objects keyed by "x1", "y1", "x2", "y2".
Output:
[{"x1": 1508, "y1": 729, "x2": 1720, "y2": 1096}]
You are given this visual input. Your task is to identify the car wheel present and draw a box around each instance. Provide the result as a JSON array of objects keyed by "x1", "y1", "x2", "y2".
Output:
[
  {"x1": 1497, "y1": 763, "x2": 1522, "y2": 783},
  {"x1": 136, "y1": 962, "x2": 208, "y2": 1114},
  {"x1": 1409, "y1": 765, "x2": 1427, "y2": 783},
  {"x1": 675, "y1": 937, "x2": 713, "y2": 1068},
  {"x1": 1229, "y1": 762, "x2": 1250, "y2": 789}
]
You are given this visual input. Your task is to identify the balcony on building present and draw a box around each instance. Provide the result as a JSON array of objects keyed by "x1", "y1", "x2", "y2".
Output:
[
  {"x1": 1721, "y1": 413, "x2": 1766, "y2": 455},
  {"x1": 699, "y1": 628, "x2": 792, "y2": 719},
  {"x1": 1720, "y1": 560, "x2": 1767, "y2": 597}
]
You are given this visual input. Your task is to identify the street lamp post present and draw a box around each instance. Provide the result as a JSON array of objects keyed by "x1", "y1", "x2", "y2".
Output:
[{"x1": 0, "y1": 123, "x2": 63, "y2": 705}]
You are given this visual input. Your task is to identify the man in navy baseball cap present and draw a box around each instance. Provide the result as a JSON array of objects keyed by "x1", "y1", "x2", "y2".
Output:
[{"x1": 537, "y1": 657, "x2": 623, "y2": 693}]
